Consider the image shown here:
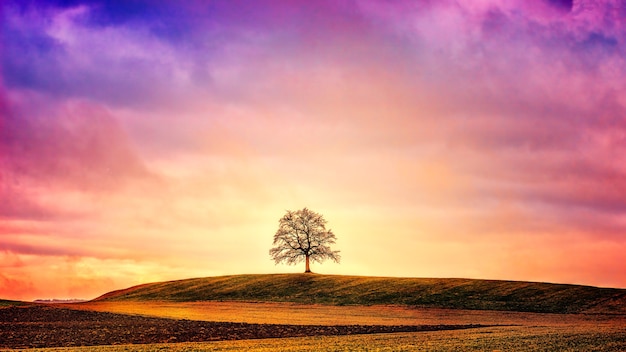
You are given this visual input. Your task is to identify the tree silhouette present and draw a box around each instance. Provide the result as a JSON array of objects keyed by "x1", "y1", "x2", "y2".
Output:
[{"x1": 269, "y1": 208, "x2": 340, "y2": 273}]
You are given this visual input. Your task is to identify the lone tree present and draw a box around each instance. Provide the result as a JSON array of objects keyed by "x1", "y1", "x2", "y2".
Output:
[{"x1": 269, "y1": 208, "x2": 341, "y2": 273}]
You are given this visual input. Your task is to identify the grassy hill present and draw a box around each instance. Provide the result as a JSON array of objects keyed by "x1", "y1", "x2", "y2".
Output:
[
  {"x1": 0, "y1": 299, "x2": 25, "y2": 307},
  {"x1": 94, "y1": 274, "x2": 626, "y2": 314}
]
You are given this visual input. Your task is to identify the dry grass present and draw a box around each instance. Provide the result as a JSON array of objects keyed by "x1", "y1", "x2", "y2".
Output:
[
  {"x1": 96, "y1": 273, "x2": 626, "y2": 314},
  {"x1": 70, "y1": 301, "x2": 451, "y2": 325},
  {"x1": 9, "y1": 325, "x2": 626, "y2": 352},
  {"x1": 5, "y1": 273, "x2": 626, "y2": 350},
  {"x1": 47, "y1": 300, "x2": 626, "y2": 351},
  {"x1": 0, "y1": 300, "x2": 24, "y2": 307},
  {"x1": 70, "y1": 300, "x2": 626, "y2": 327}
]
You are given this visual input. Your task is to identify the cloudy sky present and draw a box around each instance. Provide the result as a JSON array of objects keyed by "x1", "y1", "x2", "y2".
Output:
[{"x1": 2, "y1": 0, "x2": 626, "y2": 300}]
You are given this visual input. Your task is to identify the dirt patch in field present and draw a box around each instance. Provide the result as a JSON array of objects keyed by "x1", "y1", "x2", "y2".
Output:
[{"x1": 0, "y1": 305, "x2": 489, "y2": 349}]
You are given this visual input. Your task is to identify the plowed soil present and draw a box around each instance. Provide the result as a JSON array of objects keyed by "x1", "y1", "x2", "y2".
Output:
[{"x1": 0, "y1": 305, "x2": 487, "y2": 349}]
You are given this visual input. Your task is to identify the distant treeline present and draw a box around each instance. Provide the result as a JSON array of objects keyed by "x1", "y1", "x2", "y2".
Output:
[{"x1": 34, "y1": 299, "x2": 86, "y2": 303}]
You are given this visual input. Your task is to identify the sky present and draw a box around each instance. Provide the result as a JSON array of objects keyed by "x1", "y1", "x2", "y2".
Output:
[{"x1": 1, "y1": 0, "x2": 626, "y2": 301}]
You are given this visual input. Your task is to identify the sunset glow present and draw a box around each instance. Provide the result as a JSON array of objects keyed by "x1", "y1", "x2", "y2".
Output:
[{"x1": 2, "y1": 0, "x2": 626, "y2": 300}]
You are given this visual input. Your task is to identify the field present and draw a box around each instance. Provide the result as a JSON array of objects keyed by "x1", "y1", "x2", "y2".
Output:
[
  {"x1": 13, "y1": 326, "x2": 626, "y2": 352},
  {"x1": 2, "y1": 303, "x2": 625, "y2": 351},
  {"x1": 0, "y1": 300, "x2": 24, "y2": 308},
  {"x1": 96, "y1": 274, "x2": 626, "y2": 314},
  {"x1": 68, "y1": 300, "x2": 622, "y2": 327},
  {"x1": 2, "y1": 274, "x2": 626, "y2": 350}
]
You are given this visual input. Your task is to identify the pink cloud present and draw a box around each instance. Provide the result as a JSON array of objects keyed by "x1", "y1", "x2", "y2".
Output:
[{"x1": 2, "y1": 94, "x2": 155, "y2": 193}]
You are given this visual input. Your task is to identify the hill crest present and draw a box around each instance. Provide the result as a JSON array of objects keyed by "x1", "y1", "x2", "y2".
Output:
[{"x1": 94, "y1": 273, "x2": 626, "y2": 314}]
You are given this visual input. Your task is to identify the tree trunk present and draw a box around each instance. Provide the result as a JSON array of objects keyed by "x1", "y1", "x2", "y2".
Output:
[{"x1": 305, "y1": 255, "x2": 311, "y2": 273}]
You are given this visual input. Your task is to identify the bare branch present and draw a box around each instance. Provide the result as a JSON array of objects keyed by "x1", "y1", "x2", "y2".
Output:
[{"x1": 269, "y1": 208, "x2": 341, "y2": 272}]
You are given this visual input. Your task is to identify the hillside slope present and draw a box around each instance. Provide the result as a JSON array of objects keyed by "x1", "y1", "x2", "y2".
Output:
[
  {"x1": 0, "y1": 299, "x2": 24, "y2": 307},
  {"x1": 95, "y1": 274, "x2": 626, "y2": 314}
]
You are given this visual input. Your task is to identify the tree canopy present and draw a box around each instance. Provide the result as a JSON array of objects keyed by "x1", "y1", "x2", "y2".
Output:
[{"x1": 269, "y1": 208, "x2": 340, "y2": 273}]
